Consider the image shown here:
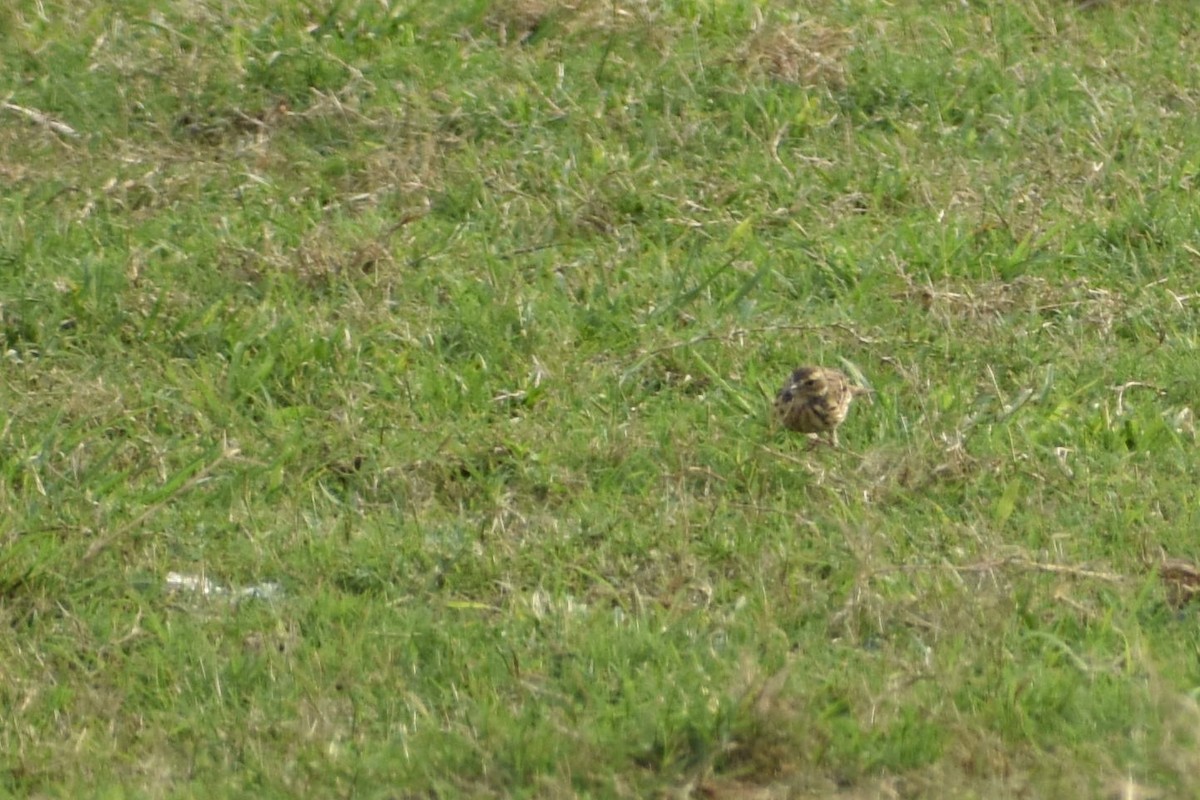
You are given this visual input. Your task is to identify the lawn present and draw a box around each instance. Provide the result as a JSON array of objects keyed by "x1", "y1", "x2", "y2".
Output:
[{"x1": 3, "y1": 0, "x2": 1200, "y2": 797}]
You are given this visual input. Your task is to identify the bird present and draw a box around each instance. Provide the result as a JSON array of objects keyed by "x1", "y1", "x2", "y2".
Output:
[{"x1": 774, "y1": 365, "x2": 869, "y2": 447}]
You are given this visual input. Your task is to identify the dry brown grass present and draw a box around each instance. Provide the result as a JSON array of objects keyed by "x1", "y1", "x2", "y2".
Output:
[
  {"x1": 895, "y1": 271, "x2": 1127, "y2": 333},
  {"x1": 484, "y1": 0, "x2": 655, "y2": 46},
  {"x1": 742, "y1": 20, "x2": 851, "y2": 90}
]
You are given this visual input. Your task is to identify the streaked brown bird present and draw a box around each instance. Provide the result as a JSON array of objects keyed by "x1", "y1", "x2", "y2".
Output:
[{"x1": 774, "y1": 365, "x2": 869, "y2": 447}]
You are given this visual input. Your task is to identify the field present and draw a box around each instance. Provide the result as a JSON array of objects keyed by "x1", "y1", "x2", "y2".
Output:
[{"x1": 4, "y1": 0, "x2": 1200, "y2": 797}]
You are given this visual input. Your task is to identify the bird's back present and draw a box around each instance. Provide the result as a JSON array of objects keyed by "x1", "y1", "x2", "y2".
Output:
[{"x1": 775, "y1": 366, "x2": 854, "y2": 434}]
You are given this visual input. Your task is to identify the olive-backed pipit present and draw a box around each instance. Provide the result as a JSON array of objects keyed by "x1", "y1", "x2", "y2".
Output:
[{"x1": 774, "y1": 365, "x2": 869, "y2": 446}]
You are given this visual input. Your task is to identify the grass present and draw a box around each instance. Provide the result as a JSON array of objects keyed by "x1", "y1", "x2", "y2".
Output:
[{"x1": 3, "y1": 0, "x2": 1200, "y2": 796}]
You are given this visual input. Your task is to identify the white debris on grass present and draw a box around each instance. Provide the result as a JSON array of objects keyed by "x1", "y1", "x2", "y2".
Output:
[{"x1": 166, "y1": 572, "x2": 283, "y2": 601}]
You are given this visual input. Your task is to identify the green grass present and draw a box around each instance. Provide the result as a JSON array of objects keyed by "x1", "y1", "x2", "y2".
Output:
[{"x1": 4, "y1": 0, "x2": 1200, "y2": 796}]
